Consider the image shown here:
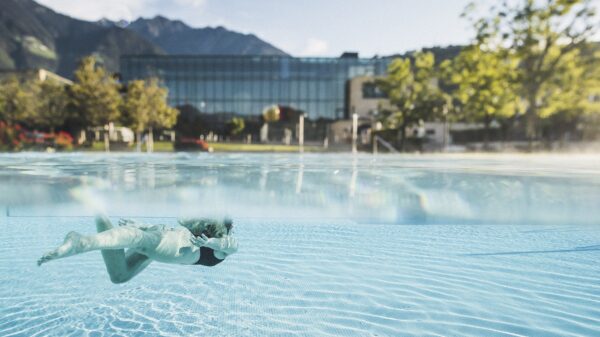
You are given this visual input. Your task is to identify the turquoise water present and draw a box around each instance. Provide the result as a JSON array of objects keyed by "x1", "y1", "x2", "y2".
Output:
[{"x1": 1, "y1": 153, "x2": 599, "y2": 336}]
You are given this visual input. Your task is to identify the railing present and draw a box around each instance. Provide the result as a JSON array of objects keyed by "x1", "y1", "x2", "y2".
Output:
[{"x1": 373, "y1": 135, "x2": 398, "y2": 154}]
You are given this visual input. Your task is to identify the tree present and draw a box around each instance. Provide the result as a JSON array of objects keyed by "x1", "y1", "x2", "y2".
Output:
[
  {"x1": 226, "y1": 117, "x2": 245, "y2": 137},
  {"x1": 71, "y1": 56, "x2": 121, "y2": 151},
  {"x1": 541, "y1": 46, "x2": 600, "y2": 141},
  {"x1": 145, "y1": 78, "x2": 178, "y2": 152},
  {"x1": 122, "y1": 80, "x2": 150, "y2": 151},
  {"x1": 260, "y1": 105, "x2": 280, "y2": 142},
  {"x1": 0, "y1": 76, "x2": 39, "y2": 126},
  {"x1": 470, "y1": 0, "x2": 598, "y2": 143},
  {"x1": 376, "y1": 52, "x2": 449, "y2": 151},
  {"x1": 122, "y1": 78, "x2": 178, "y2": 152},
  {"x1": 442, "y1": 45, "x2": 520, "y2": 148},
  {"x1": 262, "y1": 105, "x2": 280, "y2": 123},
  {"x1": 35, "y1": 80, "x2": 71, "y2": 133}
]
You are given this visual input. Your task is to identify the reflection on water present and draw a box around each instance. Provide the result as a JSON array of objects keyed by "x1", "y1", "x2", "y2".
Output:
[{"x1": 0, "y1": 153, "x2": 599, "y2": 225}]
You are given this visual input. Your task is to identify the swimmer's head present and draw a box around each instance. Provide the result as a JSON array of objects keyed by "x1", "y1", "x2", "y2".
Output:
[
  {"x1": 223, "y1": 217, "x2": 233, "y2": 233},
  {"x1": 202, "y1": 218, "x2": 233, "y2": 238},
  {"x1": 180, "y1": 217, "x2": 233, "y2": 238}
]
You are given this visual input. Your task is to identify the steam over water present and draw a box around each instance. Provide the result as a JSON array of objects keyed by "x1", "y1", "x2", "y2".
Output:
[{"x1": 1, "y1": 153, "x2": 599, "y2": 336}]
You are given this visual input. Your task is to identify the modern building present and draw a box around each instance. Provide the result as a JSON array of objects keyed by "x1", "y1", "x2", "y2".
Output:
[
  {"x1": 347, "y1": 75, "x2": 392, "y2": 119},
  {"x1": 120, "y1": 53, "x2": 390, "y2": 120}
]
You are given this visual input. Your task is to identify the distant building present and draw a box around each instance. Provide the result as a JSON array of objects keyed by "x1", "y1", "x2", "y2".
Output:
[
  {"x1": 0, "y1": 68, "x2": 72, "y2": 85},
  {"x1": 344, "y1": 75, "x2": 507, "y2": 150},
  {"x1": 347, "y1": 75, "x2": 393, "y2": 119},
  {"x1": 120, "y1": 53, "x2": 390, "y2": 120}
]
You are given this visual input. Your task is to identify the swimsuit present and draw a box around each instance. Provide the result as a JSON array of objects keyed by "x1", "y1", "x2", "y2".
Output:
[{"x1": 194, "y1": 246, "x2": 224, "y2": 266}]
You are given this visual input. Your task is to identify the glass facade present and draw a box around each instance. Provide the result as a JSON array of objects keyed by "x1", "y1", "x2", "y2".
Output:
[
  {"x1": 121, "y1": 55, "x2": 390, "y2": 120},
  {"x1": 362, "y1": 82, "x2": 387, "y2": 99}
]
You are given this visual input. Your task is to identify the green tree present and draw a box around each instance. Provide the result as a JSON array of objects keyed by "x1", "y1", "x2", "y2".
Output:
[
  {"x1": 71, "y1": 56, "x2": 121, "y2": 151},
  {"x1": 442, "y1": 45, "x2": 520, "y2": 148},
  {"x1": 262, "y1": 105, "x2": 280, "y2": 122},
  {"x1": 0, "y1": 76, "x2": 39, "y2": 126},
  {"x1": 226, "y1": 117, "x2": 245, "y2": 137},
  {"x1": 470, "y1": 0, "x2": 598, "y2": 143},
  {"x1": 122, "y1": 78, "x2": 177, "y2": 152},
  {"x1": 145, "y1": 78, "x2": 178, "y2": 152},
  {"x1": 260, "y1": 105, "x2": 280, "y2": 143},
  {"x1": 542, "y1": 46, "x2": 600, "y2": 141},
  {"x1": 122, "y1": 80, "x2": 149, "y2": 151},
  {"x1": 376, "y1": 52, "x2": 449, "y2": 151},
  {"x1": 35, "y1": 80, "x2": 71, "y2": 133}
]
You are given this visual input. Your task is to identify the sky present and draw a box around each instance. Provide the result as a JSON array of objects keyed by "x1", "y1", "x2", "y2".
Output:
[{"x1": 32, "y1": 0, "x2": 537, "y2": 57}]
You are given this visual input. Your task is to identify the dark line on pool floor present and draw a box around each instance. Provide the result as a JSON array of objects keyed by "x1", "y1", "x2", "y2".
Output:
[
  {"x1": 4, "y1": 214, "x2": 600, "y2": 229},
  {"x1": 464, "y1": 246, "x2": 600, "y2": 256}
]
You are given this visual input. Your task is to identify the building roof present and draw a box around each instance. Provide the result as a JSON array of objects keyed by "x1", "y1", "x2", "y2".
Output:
[{"x1": 0, "y1": 68, "x2": 72, "y2": 85}]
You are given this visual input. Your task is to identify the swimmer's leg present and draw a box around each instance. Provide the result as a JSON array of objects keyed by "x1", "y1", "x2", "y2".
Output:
[
  {"x1": 38, "y1": 216, "x2": 155, "y2": 283},
  {"x1": 95, "y1": 215, "x2": 153, "y2": 284},
  {"x1": 95, "y1": 214, "x2": 125, "y2": 272},
  {"x1": 37, "y1": 231, "x2": 85, "y2": 266}
]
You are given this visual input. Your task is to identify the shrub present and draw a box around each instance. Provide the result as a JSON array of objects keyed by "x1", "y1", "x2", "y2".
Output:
[
  {"x1": 54, "y1": 131, "x2": 74, "y2": 150},
  {"x1": 0, "y1": 121, "x2": 28, "y2": 151}
]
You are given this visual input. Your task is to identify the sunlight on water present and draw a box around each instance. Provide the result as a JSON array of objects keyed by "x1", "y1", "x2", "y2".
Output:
[{"x1": 1, "y1": 153, "x2": 599, "y2": 336}]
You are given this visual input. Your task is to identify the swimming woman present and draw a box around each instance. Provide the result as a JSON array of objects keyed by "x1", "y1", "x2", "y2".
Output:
[{"x1": 37, "y1": 216, "x2": 238, "y2": 284}]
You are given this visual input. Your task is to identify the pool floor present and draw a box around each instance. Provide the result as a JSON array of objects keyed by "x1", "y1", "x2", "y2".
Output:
[{"x1": 1, "y1": 216, "x2": 599, "y2": 337}]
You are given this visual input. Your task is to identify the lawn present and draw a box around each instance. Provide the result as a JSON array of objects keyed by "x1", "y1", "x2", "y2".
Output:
[
  {"x1": 208, "y1": 143, "x2": 322, "y2": 152},
  {"x1": 86, "y1": 141, "x2": 174, "y2": 152},
  {"x1": 84, "y1": 141, "x2": 322, "y2": 153}
]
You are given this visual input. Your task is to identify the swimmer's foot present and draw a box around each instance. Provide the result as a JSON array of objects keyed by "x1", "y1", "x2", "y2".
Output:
[
  {"x1": 37, "y1": 231, "x2": 85, "y2": 266},
  {"x1": 37, "y1": 251, "x2": 57, "y2": 266}
]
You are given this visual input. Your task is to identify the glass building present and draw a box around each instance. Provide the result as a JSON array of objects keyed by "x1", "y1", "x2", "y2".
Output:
[{"x1": 120, "y1": 54, "x2": 390, "y2": 120}]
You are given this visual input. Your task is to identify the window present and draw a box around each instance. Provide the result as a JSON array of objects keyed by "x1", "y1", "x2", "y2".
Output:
[
  {"x1": 362, "y1": 82, "x2": 387, "y2": 99},
  {"x1": 121, "y1": 55, "x2": 392, "y2": 120}
]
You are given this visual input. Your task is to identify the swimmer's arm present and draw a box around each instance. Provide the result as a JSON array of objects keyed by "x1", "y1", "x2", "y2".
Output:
[
  {"x1": 118, "y1": 218, "x2": 155, "y2": 230},
  {"x1": 190, "y1": 234, "x2": 238, "y2": 259},
  {"x1": 212, "y1": 235, "x2": 238, "y2": 259}
]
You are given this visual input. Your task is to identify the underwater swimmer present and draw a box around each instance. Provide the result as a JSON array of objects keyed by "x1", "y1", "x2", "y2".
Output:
[{"x1": 37, "y1": 216, "x2": 238, "y2": 284}]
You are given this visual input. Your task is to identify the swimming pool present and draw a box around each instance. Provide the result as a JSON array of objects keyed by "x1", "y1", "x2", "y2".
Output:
[{"x1": 1, "y1": 153, "x2": 599, "y2": 336}]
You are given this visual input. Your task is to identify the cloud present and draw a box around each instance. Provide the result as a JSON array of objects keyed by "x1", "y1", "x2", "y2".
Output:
[
  {"x1": 37, "y1": 0, "x2": 145, "y2": 21},
  {"x1": 36, "y1": 0, "x2": 207, "y2": 22},
  {"x1": 300, "y1": 38, "x2": 329, "y2": 56},
  {"x1": 174, "y1": 0, "x2": 206, "y2": 8}
]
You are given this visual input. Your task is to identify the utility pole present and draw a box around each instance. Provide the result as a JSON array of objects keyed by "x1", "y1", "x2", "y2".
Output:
[
  {"x1": 299, "y1": 113, "x2": 304, "y2": 153},
  {"x1": 442, "y1": 105, "x2": 449, "y2": 151},
  {"x1": 351, "y1": 113, "x2": 358, "y2": 153}
]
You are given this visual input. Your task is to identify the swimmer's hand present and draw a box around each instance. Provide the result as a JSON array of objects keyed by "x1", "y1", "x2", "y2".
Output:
[
  {"x1": 190, "y1": 234, "x2": 238, "y2": 256},
  {"x1": 189, "y1": 234, "x2": 218, "y2": 249}
]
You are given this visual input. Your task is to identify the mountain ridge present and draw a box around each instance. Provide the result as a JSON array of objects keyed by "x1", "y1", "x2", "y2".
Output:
[
  {"x1": 126, "y1": 16, "x2": 288, "y2": 56},
  {"x1": 0, "y1": 0, "x2": 288, "y2": 78},
  {"x1": 0, "y1": 0, "x2": 164, "y2": 77}
]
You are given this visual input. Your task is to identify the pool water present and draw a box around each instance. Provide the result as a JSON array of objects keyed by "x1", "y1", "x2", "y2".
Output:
[{"x1": 1, "y1": 153, "x2": 599, "y2": 336}]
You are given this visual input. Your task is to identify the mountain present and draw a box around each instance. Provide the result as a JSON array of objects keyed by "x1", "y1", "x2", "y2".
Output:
[
  {"x1": 0, "y1": 0, "x2": 164, "y2": 78},
  {"x1": 127, "y1": 16, "x2": 288, "y2": 56},
  {"x1": 96, "y1": 18, "x2": 130, "y2": 29}
]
